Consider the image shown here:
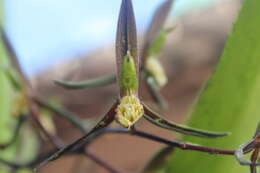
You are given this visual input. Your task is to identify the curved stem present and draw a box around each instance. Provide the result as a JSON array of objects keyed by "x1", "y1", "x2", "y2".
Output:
[
  {"x1": 103, "y1": 128, "x2": 234, "y2": 155},
  {"x1": 40, "y1": 126, "x2": 235, "y2": 168}
]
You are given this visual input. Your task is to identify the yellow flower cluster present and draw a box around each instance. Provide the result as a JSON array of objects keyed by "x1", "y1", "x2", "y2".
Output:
[{"x1": 116, "y1": 95, "x2": 144, "y2": 128}]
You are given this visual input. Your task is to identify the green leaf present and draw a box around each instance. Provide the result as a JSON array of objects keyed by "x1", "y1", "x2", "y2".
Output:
[
  {"x1": 143, "y1": 104, "x2": 228, "y2": 138},
  {"x1": 54, "y1": 74, "x2": 116, "y2": 90},
  {"x1": 149, "y1": 0, "x2": 260, "y2": 172}
]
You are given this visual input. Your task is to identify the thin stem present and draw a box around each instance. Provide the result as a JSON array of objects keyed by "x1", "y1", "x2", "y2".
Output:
[
  {"x1": 250, "y1": 148, "x2": 259, "y2": 173},
  {"x1": 33, "y1": 97, "x2": 88, "y2": 132},
  {"x1": 104, "y1": 128, "x2": 235, "y2": 155},
  {"x1": 32, "y1": 97, "x2": 122, "y2": 173},
  {"x1": 30, "y1": 103, "x2": 64, "y2": 148},
  {"x1": 146, "y1": 76, "x2": 168, "y2": 109},
  {"x1": 42, "y1": 126, "x2": 234, "y2": 166},
  {"x1": 31, "y1": 103, "x2": 121, "y2": 173}
]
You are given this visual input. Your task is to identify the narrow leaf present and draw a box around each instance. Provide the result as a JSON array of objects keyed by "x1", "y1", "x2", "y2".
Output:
[
  {"x1": 54, "y1": 74, "x2": 116, "y2": 90},
  {"x1": 143, "y1": 104, "x2": 228, "y2": 138}
]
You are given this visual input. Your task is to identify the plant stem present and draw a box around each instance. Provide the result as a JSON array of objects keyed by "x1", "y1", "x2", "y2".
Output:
[
  {"x1": 30, "y1": 103, "x2": 64, "y2": 148},
  {"x1": 102, "y1": 128, "x2": 235, "y2": 155},
  {"x1": 33, "y1": 97, "x2": 87, "y2": 132}
]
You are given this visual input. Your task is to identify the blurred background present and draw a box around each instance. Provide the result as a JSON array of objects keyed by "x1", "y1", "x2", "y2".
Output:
[
  {"x1": 1, "y1": 0, "x2": 241, "y2": 172},
  {"x1": 5, "y1": 0, "x2": 232, "y2": 75}
]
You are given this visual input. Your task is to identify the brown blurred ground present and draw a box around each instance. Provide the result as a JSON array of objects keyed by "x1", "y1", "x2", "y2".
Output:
[{"x1": 33, "y1": 1, "x2": 240, "y2": 173}]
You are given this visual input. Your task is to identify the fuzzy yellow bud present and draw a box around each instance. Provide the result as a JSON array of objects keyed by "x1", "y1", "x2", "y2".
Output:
[
  {"x1": 115, "y1": 95, "x2": 144, "y2": 128},
  {"x1": 146, "y1": 57, "x2": 168, "y2": 88}
]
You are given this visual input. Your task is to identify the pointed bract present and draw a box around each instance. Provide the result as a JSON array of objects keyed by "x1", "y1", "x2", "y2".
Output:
[{"x1": 116, "y1": 0, "x2": 139, "y2": 97}]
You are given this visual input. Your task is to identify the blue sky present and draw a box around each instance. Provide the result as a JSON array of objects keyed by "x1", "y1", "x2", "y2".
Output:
[{"x1": 4, "y1": 0, "x2": 218, "y2": 75}]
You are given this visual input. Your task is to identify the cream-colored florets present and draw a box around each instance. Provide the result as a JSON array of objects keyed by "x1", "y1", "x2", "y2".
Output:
[
  {"x1": 146, "y1": 57, "x2": 168, "y2": 88},
  {"x1": 115, "y1": 95, "x2": 144, "y2": 128}
]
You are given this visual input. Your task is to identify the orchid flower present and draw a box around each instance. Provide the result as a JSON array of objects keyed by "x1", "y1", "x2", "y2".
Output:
[
  {"x1": 51, "y1": 0, "x2": 229, "y2": 137},
  {"x1": 60, "y1": 0, "x2": 229, "y2": 136},
  {"x1": 54, "y1": 0, "x2": 175, "y2": 108},
  {"x1": 38, "y1": 0, "x2": 230, "y2": 167}
]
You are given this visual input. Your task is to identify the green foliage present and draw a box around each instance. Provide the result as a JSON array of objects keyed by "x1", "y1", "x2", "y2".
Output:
[
  {"x1": 0, "y1": 3, "x2": 38, "y2": 173},
  {"x1": 54, "y1": 74, "x2": 116, "y2": 90},
  {"x1": 0, "y1": 1, "x2": 18, "y2": 172},
  {"x1": 149, "y1": 0, "x2": 260, "y2": 172}
]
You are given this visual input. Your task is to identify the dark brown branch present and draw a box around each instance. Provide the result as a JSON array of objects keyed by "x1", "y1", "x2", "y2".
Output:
[
  {"x1": 112, "y1": 128, "x2": 234, "y2": 155},
  {"x1": 38, "y1": 127, "x2": 235, "y2": 169},
  {"x1": 31, "y1": 101, "x2": 122, "y2": 173}
]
